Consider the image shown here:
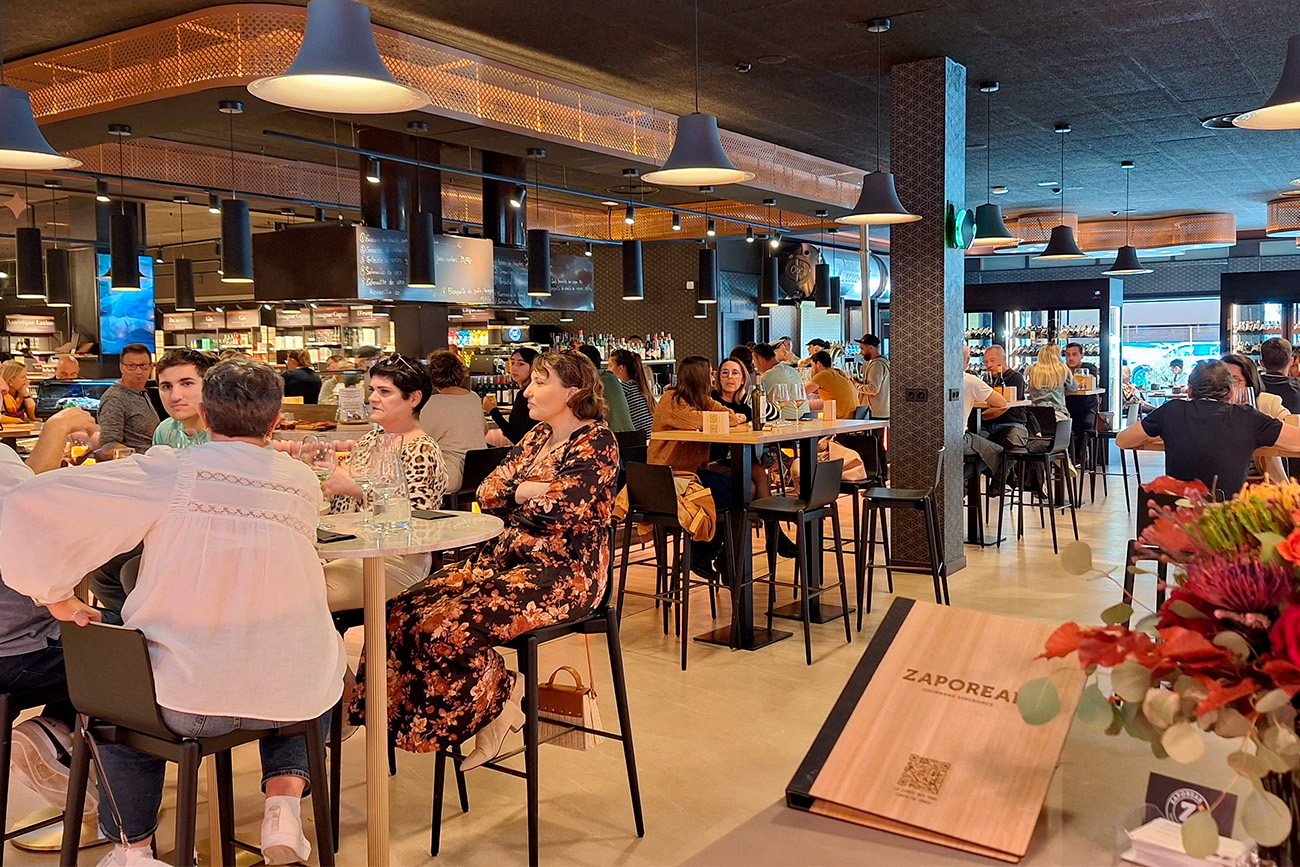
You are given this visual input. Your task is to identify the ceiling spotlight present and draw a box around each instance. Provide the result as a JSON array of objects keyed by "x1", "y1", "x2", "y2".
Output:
[
  {"x1": 365, "y1": 157, "x2": 381, "y2": 184},
  {"x1": 95, "y1": 180, "x2": 111, "y2": 203},
  {"x1": 672, "y1": 212, "x2": 682, "y2": 231},
  {"x1": 706, "y1": 218, "x2": 717, "y2": 237},
  {"x1": 584, "y1": 242, "x2": 593, "y2": 257},
  {"x1": 1036, "y1": 181, "x2": 1059, "y2": 187},
  {"x1": 208, "y1": 193, "x2": 221, "y2": 213},
  {"x1": 992, "y1": 185, "x2": 1009, "y2": 195},
  {"x1": 600, "y1": 200, "x2": 620, "y2": 207},
  {"x1": 769, "y1": 232, "x2": 781, "y2": 250},
  {"x1": 624, "y1": 205, "x2": 636, "y2": 225},
  {"x1": 172, "y1": 194, "x2": 189, "y2": 204},
  {"x1": 510, "y1": 185, "x2": 526, "y2": 209},
  {"x1": 154, "y1": 250, "x2": 165, "y2": 264},
  {"x1": 745, "y1": 226, "x2": 755, "y2": 243},
  {"x1": 42, "y1": 178, "x2": 61, "y2": 189}
]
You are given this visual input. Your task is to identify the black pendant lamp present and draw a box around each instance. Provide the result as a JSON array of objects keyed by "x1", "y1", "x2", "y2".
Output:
[
  {"x1": 812, "y1": 214, "x2": 831, "y2": 308},
  {"x1": 694, "y1": 302, "x2": 708, "y2": 319},
  {"x1": 758, "y1": 250, "x2": 780, "y2": 309},
  {"x1": 1103, "y1": 160, "x2": 1153, "y2": 276},
  {"x1": 1036, "y1": 123, "x2": 1086, "y2": 260},
  {"x1": 407, "y1": 121, "x2": 437, "y2": 288},
  {"x1": 45, "y1": 186, "x2": 70, "y2": 307},
  {"x1": 0, "y1": 4, "x2": 81, "y2": 171},
  {"x1": 837, "y1": 19, "x2": 920, "y2": 225},
  {"x1": 1234, "y1": 34, "x2": 1300, "y2": 129},
  {"x1": 173, "y1": 195, "x2": 196, "y2": 310},
  {"x1": 697, "y1": 246, "x2": 717, "y2": 304},
  {"x1": 107, "y1": 124, "x2": 140, "y2": 291},
  {"x1": 622, "y1": 240, "x2": 644, "y2": 301},
  {"x1": 828, "y1": 276, "x2": 842, "y2": 315},
  {"x1": 972, "y1": 81, "x2": 1017, "y2": 247},
  {"x1": 219, "y1": 101, "x2": 253, "y2": 283},
  {"x1": 14, "y1": 173, "x2": 43, "y2": 300},
  {"x1": 527, "y1": 230, "x2": 551, "y2": 297},
  {"x1": 641, "y1": 0, "x2": 754, "y2": 186}
]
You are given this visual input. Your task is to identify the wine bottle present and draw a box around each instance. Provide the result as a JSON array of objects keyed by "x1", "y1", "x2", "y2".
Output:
[{"x1": 751, "y1": 379, "x2": 766, "y2": 432}]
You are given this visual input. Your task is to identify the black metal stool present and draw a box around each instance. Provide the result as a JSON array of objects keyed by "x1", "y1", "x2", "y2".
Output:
[
  {"x1": 835, "y1": 427, "x2": 888, "y2": 585},
  {"x1": 431, "y1": 528, "x2": 644, "y2": 867},
  {"x1": 858, "y1": 447, "x2": 948, "y2": 627},
  {"x1": 616, "y1": 463, "x2": 718, "y2": 670},
  {"x1": 747, "y1": 459, "x2": 852, "y2": 665},
  {"x1": 1124, "y1": 486, "x2": 1178, "y2": 613},
  {"x1": 999, "y1": 417, "x2": 1079, "y2": 554},
  {"x1": 0, "y1": 685, "x2": 79, "y2": 865},
  {"x1": 57, "y1": 623, "x2": 334, "y2": 867},
  {"x1": 447, "y1": 446, "x2": 511, "y2": 510}
]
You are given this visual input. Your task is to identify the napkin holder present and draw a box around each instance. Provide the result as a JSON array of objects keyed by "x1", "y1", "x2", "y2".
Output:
[
  {"x1": 995, "y1": 385, "x2": 1018, "y2": 401},
  {"x1": 1075, "y1": 374, "x2": 1096, "y2": 390},
  {"x1": 821, "y1": 400, "x2": 836, "y2": 420},
  {"x1": 702, "y1": 411, "x2": 731, "y2": 435}
]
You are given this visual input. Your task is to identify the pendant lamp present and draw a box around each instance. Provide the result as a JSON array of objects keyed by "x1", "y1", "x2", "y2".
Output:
[
  {"x1": 694, "y1": 302, "x2": 708, "y2": 319},
  {"x1": 218, "y1": 101, "x2": 254, "y2": 283},
  {"x1": 758, "y1": 251, "x2": 780, "y2": 308},
  {"x1": 0, "y1": 6, "x2": 81, "y2": 171},
  {"x1": 45, "y1": 248, "x2": 70, "y2": 307},
  {"x1": 837, "y1": 19, "x2": 920, "y2": 225},
  {"x1": 407, "y1": 122, "x2": 437, "y2": 288},
  {"x1": 1036, "y1": 124, "x2": 1087, "y2": 260},
  {"x1": 971, "y1": 82, "x2": 1017, "y2": 246},
  {"x1": 106, "y1": 124, "x2": 140, "y2": 291},
  {"x1": 622, "y1": 240, "x2": 644, "y2": 301},
  {"x1": 527, "y1": 229, "x2": 551, "y2": 297},
  {"x1": 247, "y1": 0, "x2": 430, "y2": 114},
  {"x1": 697, "y1": 247, "x2": 717, "y2": 303},
  {"x1": 642, "y1": 1, "x2": 754, "y2": 186},
  {"x1": 812, "y1": 216, "x2": 831, "y2": 308},
  {"x1": 13, "y1": 173, "x2": 43, "y2": 300},
  {"x1": 173, "y1": 196, "x2": 196, "y2": 310},
  {"x1": 1234, "y1": 34, "x2": 1300, "y2": 129},
  {"x1": 1103, "y1": 160, "x2": 1153, "y2": 276},
  {"x1": 828, "y1": 276, "x2": 842, "y2": 315}
]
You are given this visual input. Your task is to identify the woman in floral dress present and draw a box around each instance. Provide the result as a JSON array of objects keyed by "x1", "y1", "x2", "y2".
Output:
[{"x1": 350, "y1": 351, "x2": 619, "y2": 767}]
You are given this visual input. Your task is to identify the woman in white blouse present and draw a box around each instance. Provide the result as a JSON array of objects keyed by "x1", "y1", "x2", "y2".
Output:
[
  {"x1": 0, "y1": 359, "x2": 345, "y2": 866},
  {"x1": 321, "y1": 354, "x2": 449, "y2": 611}
]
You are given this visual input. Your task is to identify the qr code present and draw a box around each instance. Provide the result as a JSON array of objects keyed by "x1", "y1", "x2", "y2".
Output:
[{"x1": 897, "y1": 754, "x2": 951, "y2": 796}]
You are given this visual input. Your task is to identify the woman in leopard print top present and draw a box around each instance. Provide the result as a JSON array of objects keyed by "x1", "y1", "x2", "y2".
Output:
[{"x1": 320, "y1": 355, "x2": 449, "y2": 611}]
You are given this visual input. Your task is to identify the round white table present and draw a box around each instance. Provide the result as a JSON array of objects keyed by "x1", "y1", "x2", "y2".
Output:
[{"x1": 316, "y1": 510, "x2": 504, "y2": 866}]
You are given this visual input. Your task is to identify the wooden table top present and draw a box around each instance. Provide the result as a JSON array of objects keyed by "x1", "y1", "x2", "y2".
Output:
[
  {"x1": 650, "y1": 417, "x2": 887, "y2": 445},
  {"x1": 974, "y1": 399, "x2": 1031, "y2": 409},
  {"x1": 1070, "y1": 389, "x2": 1106, "y2": 396}
]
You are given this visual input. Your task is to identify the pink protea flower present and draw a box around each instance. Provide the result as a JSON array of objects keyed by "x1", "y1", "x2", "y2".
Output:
[{"x1": 1182, "y1": 555, "x2": 1294, "y2": 617}]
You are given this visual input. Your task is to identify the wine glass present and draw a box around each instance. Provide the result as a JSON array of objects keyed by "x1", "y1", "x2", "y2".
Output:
[
  {"x1": 300, "y1": 436, "x2": 337, "y2": 526},
  {"x1": 348, "y1": 448, "x2": 375, "y2": 526},
  {"x1": 771, "y1": 384, "x2": 794, "y2": 426}
]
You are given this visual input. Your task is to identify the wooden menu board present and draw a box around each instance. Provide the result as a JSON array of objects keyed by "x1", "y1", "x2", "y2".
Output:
[{"x1": 787, "y1": 598, "x2": 1084, "y2": 862}]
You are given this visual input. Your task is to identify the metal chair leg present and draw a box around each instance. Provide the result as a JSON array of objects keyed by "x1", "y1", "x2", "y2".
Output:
[
  {"x1": 604, "y1": 612, "x2": 645, "y2": 838},
  {"x1": 174, "y1": 743, "x2": 201, "y2": 867},
  {"x1": 306, "y1": 715, "x2": 336, "y2": 867},
  {"x1": 522, "y1": 639, "x2": 541, "y2": 867},
  {"x1": 830, "y1": 508, "x2": 851, "y2": 643},
  {"x1": 795, "y1": 517, "x2": 812, "y2": 666},
  {"x1": 58, "y1": 715, "x2": 92, "y2": 867}
]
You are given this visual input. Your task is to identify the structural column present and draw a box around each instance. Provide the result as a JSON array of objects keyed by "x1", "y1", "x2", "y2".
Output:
[{"x1": 888, "y1": 56, "x2": 968, "y2": 573}]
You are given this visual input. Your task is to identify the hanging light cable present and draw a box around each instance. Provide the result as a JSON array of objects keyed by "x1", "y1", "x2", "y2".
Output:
[
  {"x1": 972, "y1": 81, "x2": 1017, "y2": 246},
  {"x1": 46, "y1": 184, "x2": 71, "y2": 307},
  {"x1": 837, "y1": 19, "x2": 920, "y2": 225},
  {"x1": 1103, "y1": 160, "x2": 1152, "y2": 276},
  {"x1": 219, "y1": 101, "x2": 254, "y2": 283},
  {"x1": 1036, "y1": 123, "x2": 1086, "y2": 260},
  {"x1": 174, "y1": 195, "x2": 196, "y2": 310},
  {"x1": 813, "y1": 211, "x2": 830, "y2": 308},
  {"x1": 526, "y1": 148, "x2": 551, "y2": 297},
  {"x1": 407, "y1": 120, "x2": 436, "y2": 288},
  {"x1": 108, "y1": 123, "x2": 139, "y2": 290}
]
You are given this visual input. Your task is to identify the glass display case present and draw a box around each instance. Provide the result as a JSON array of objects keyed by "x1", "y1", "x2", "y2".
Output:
[
  {"x1": 1226, "y1": 302, "x2": 1285, "y2": 360},
  {"x1": 1008, "y1": 309, "x2": 1051, "y2": 369},
  {"x1": 1219, "y1": 273, "x2": 1300, "y2": 364},
  {"x1": 964, "y1": 311, "x2": 995, "y2": 373}
]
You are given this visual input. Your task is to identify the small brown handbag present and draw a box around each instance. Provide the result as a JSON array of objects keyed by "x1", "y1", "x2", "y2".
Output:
[{"x1": 537, "y1": 640, "x2": 604, "y2": 750}]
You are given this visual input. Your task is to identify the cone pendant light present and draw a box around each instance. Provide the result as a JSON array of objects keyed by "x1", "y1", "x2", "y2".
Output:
[
  {"x1": 1103, "y1": 160, "x2": 1153, "y2": 276},
  {"x1": 837, "y1": 19, "x2": 920, "y2": 225},
  {"x1": 0, "y1": 5, "x2": 81, "y2": 171},
  {"x1": 248, "y1": 0, "x2": 430, "y2": 113},
  {"x1": 622, "y1": 240, "x2": 644, "y2": 301},
  {"x1": 1234, "y1": 34, "x2": 1300, "y2": 129},
  {"x1": 107, "y1": 125, "x2": 140, "y2": 291},
  {"x1": 1035, "y1": 124, "x2": 1086, "y2": 260},
  {"x1": 971, "y1": 82, "x2": 1017, "y2": 246},
  {"x1": 642, "y1": 1, "x2": 754, "y2": 186}
]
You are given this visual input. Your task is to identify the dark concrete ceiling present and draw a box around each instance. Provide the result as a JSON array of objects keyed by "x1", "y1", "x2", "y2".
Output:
[{"x1": 8, "y1": 0, "x2": 1300, "y2": 228}]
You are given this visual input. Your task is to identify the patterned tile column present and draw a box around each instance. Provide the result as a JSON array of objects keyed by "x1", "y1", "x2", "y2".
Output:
[{"x1": 888, "y1": 56, "x2": 968, "y2": 573}]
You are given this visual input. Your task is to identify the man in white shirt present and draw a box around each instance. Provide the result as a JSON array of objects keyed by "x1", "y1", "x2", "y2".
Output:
[{"x1": 963, "y1": 346, "x2": 1007, "y2": 477}]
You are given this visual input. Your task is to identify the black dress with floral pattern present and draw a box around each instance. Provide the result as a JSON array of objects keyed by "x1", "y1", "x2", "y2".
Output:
[{"x1": 349, "y1": 420, "x2": 619, "y2": 752}]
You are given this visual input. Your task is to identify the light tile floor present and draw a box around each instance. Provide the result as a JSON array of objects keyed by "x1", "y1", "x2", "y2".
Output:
[{"x1": 12, "y1": 454, "x2": 1228, "y2": 867}]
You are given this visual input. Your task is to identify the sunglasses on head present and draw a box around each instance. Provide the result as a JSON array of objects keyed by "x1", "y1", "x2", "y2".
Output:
[{"x1": 379, "y1": 353, "x2": 420, "y2": 375}]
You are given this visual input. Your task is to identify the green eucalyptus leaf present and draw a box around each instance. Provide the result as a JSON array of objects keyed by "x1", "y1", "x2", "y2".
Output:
[
  {"x1": 1077, "y1": 684, "x2": 1114, "y2": 731},
  {"x1": 1127, "y1": 565, "x2": 1153, "y2": 575},
  {"x1": 1112, "y1": 660, "x2": 1153, "y2": 703},
  {"x1": 1256, "y1": 688, "x2": 1292, "y2": 714},
  {"x1": 1215, "y1": 707, "x2": 1253, "y2": 739},
  {"x1": 1212, "y1": 631, "x2": 1253, "y2": 662},
  {"x1": 1061, "y1": 541, "x2": 1093, "y2": 575},
  {"x1": 1254, "y1": 531, "x2": 1286, "y2": 566},
  {"x1": 1017, "y1": 678, "x2": 1061, "y2": 726},
  {"x1": 1105, "y1": 710, "x2": 1124, "y2": 736},
  {"x1": 1162, "y1": 722, "x2": 1205, "y2": 764},
  {"x1": 1180, "y1": 809, "x2": 1220, "y2": 858},
  {"x1": 1256, "y1": 744, "x2": 1290, "y2": 774},
  {"x1": 1263, "y1": 721, "x2": 1300, "y2": 759},
  {"x1": 1151, "y1": 738, "x2": 1168, "y2": 760},
  {"x1": 1167, "y1": 600, "x2": 1207, "y2": 620},
  {"x1": 1241, "y1": 789, "x2": 1293, "y2": 847},
  {"x1": 1101, "y1": 602, "x2": 1135, "y2": 626},
  {"x1": 1134, "y1": 613, "x2": 1161, "y2": 637},
  {"x1": 1227, "y1": 750, "x2": 1270, "y2": 779},
  {"x1": 1142, "y1": 689, "x2": 1181, "y2": 730}
]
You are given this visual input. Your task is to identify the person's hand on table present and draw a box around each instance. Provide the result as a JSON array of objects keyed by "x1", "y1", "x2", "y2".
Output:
[
  {"x1": 514, "y1": 480, "x2": 550, "y2": 504},
  {"x1": 321, "y1": 464, "x2": 360, "y2": 500},
  {"x1": 482, "y1": 394, "x2": 498, "y2": 413},
  {"x1": 47, "y1": 597, "x2": 102, "y2": 627}
]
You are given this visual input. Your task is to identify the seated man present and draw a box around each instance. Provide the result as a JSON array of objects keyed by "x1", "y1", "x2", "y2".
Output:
[
  {"x1": 803, "y1": 350, "x2": 858, "y2": 418},
  {"x1": 0, "y1": 359, "x2": 345, "y2": 866},
  {"x1": 1116, "y1": 359, "x2": 1300, "y2": 496},
  {"x1": 0, "y1": 401, "x2": 98, "y2": 816},
  {"x1": 152, "y1": 348, "x2": 216, "y2": 449},
  {"x1": 53, "y1": 354, "x2": 79, "y2": 380},
  {"x1": 979, "y1": 344, "x2": 1029, "y2": 450},
  {"x1": 962, "y1": 346, "x2": 1007, "y2": 479},
  {"x1": 97, "y1": 343, "x2": 159, "y2": 453}
]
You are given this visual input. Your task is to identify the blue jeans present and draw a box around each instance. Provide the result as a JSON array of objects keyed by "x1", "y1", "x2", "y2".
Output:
[
  {"x1": 96, "y1": 709, "x2": 328, "y2": 844},
  {"x1": 693, "y1": 469, "x2": 733, "y2": 562},
  {"x1": 0, "y1": 640, "x2": 74, "y2": 727}
]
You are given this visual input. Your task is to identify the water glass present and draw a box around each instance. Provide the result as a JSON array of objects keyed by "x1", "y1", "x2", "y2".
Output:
[
  {"x1": 300, "y1": 436, "x2": 337, "y2": 525},
  {"x1": 373, "y1": 492, "x2": 411, "y2": 531},
  {"x1": 65, "y1": 432, "x2": 91, "y2": 465},
  {"x1": 348, "y1": 449, "x2": 375, "y2": 526}
]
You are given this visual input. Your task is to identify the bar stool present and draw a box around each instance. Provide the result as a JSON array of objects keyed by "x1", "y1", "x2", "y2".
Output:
[
  {"x1": 431, "y1": 528, "x2": 644, "y2": 867},
  {"x1": 0, "y1": 685, "x2": 82, "y2": 866},
  {"x1": 999, "y1": 418, "x2": 1079, "y2": 554},
  {"x1": 615, "y1": 462, "x2": 718, "y2": 670},
  {"x1": 447, "y1": 446, "x2": 511, "y2": 510},
  {"x1": 858, "y1": 447, "x2": 948, "y2": 627},
  {"x1": 835, "y1": 427, "x2": 888, "y2": 592},
  {"x1": 57, "y1": 623, "x2": 334, "y2": 867},
  {"x1": 747, "y1": 459, "x2": 852, "y2": 665},
  {"x1": 1124, "y1": 486, "x2": 1178, "y2": 613}
]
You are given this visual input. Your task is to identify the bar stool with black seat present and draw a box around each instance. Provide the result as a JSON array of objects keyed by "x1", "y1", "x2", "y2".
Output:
[
  {"x1": 999, "y1": 417, "x2": 1079, "y2": 554},
  {"x1": 747, "y1": 458, "x2": 852, "y2": 665},
  {"x1": 857, "y1": 447, "x2": 947, "y2": 628},
  {"x1": 430, "y1": 527, "x2": 644, "y2": 867},
  {"x1": 834, "y1": 426, "x2": 888, "y2": 597},
  {"x1": 615, "y1": 462, "x2": 718, "y2": 670},
  {"x1": 0, "y1": 685, "x2": 81, "y2": 865},
  {"x1": 1124, "y1": 485, "x2": 1177, "y2": 612},
  {"x1": 447, "y1": 446, "x2": 511, "y2": 511},
  {"x1": 57, "y1": 623, "x2": 334, "y2": 867}
]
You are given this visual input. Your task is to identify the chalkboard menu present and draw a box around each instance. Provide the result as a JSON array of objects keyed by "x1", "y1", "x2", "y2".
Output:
[
  {"x1": 503, "y1": 251, "x2": 595, "y2": 311},
  {"x1": 161, "y1": 312, "x2": 194, "y2": 332},
  {"x1": 276, "y1": 309, "x2": 312, "y2": 328},
  {"x1": 356, "y1": 227, "x2": 410, "y2": 299},
  {"x1": 355, "y1": 231, "x2": 495, "y2": 305}
]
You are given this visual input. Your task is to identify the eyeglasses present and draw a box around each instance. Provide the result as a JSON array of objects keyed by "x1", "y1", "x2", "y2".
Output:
[
  {"x1": 121, "y1": 362, "x2": 153, "y2": 371},
  {"x1": 379, "y1": 353, "x2": 420, "y2": 376}
]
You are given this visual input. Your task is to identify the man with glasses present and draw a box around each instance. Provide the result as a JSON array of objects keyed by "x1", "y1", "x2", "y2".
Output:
[{"x1": 97, "y1": 343, "x2": 159, "y2": 453}]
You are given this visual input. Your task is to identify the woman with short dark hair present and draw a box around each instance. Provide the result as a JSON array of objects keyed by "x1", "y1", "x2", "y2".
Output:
[
  {"x1": 282, "y1": 349, "x2": 322, "y2": 404},
  {"x1": 352, "y1": 351, "x2": 620, "y2": 769},
  {"x1": 484, "y1": 347, "x2": 540, "y2": 444}
]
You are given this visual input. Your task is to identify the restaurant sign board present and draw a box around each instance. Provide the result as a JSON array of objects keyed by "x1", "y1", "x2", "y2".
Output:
[
  {"x1": 312, "y1": 307, "x2": 351, "y2": 327},
  {"x1": 224, "y1": 309, "x2": 260, "y2": 329},
  {"x1": 161, "y1": 313, "x2": 194, "y2": 332},
  {"x1": 4, "y1": 315, "x2": 57, "y2": 335},
  {"x1": 355, "y1": 230, "x2": 495, "y2": 306},
  {"x1": 193, "y1": 311, "x2": 226, "y2": 330},
  {"x1": 495, "y1": 248, "x2": 596, "y2": 311},
  {"x1": 276, "y1": 309, "x2": 312, "y2": 328}
]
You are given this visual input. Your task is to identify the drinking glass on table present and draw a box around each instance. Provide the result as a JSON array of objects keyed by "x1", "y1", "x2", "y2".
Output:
[
  {"x1": 300, "y1": 435, "x2": 337, "y2": 526},
  {"x1": 770, "y1": 384, "x2": 794, "y2": 426},
  {"x1": 65, "y1": 431, "x2": 91, "y2": 465},
  {"x1": 347, "y1": 448, "x2": 376, "y2": 526}
]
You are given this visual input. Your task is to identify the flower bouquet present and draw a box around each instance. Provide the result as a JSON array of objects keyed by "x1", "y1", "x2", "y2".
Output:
[{"x1": 1020, "y1": 477, "x2": 1300, "y2": 858}]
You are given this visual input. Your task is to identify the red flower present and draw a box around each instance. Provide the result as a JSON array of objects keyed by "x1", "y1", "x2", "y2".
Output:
[
  {"x1": 1270, "y1": 604, "x2": 1300, "y2": 669},
  {"x1": 1157, "y1": 588, "x2": 1220, "y2": 637},
  {"x1": 1277, "y1": 529, "x2": 1300, "y2": 566},
  {"x1": 1154, "y1": 626, "x2": 1235, "y2": 671},
  {"x1": 1145, "y1": 475, "x2": 1211, "y2": 500},
  {"x1": 1193, "y1": 674, "x2": 1261, "y2": 715},
  {"x1": 1259, "y1": 658, "x2": 1300, "y2": 697}
]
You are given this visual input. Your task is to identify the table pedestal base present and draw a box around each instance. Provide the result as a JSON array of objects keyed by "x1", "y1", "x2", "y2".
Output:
[
  {"x1": 694, "y1": 626, "x2": 792, "y2": 649},
  {"x1": 769, "y1": 602, "x2": 854, "y2": 624}
]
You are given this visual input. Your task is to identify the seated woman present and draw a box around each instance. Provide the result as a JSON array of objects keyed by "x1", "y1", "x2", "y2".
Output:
[
  {"x1": 0, "y1": 360, "x2": 36, "y2": 423},
  {"x1": 0, "y1": 359, "x2": 346, "y2": 866},
  {"x1": 484, "y1": 347, "x2": 539, "y2": 445},
  {"x1": 420, "y1": 349, "x2": 487, "y2": 493},
  {"x1": 1222, "y1": 353, "x2": 1291, "y2": 482},
  {"x1": 350, "y1": 351, "x2": 619, "y2": 769},
  {"x1": 321, "y1": 355, "x2": 450, "y2": 612},
  {"x1": 609, "y1": 349, "x2": 656, "y2": 438},
  {"x1": 1025, "y1": 343, "x2": 1079, "y2": 422}
]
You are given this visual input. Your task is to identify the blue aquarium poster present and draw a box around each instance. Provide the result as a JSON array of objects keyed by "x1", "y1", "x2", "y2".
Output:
[{"x1": 96, "y1": 252, "x2": 156, "y2": 354}]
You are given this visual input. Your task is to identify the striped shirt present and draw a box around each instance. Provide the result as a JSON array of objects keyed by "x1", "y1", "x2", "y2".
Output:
[{"x1": 622, "y1": 379, "x2": 655, "y2": 438}]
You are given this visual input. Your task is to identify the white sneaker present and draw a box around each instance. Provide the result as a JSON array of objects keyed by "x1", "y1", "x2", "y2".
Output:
[
  {"x1": 11, "y1": 716, "x2": 98, "y2": 818},
  {"x1": 94, "y1": 844, "x2": 170, "y2": 866},
  {"x1": 260, "y1": 796, "x2": 310, "y2": 865}
]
